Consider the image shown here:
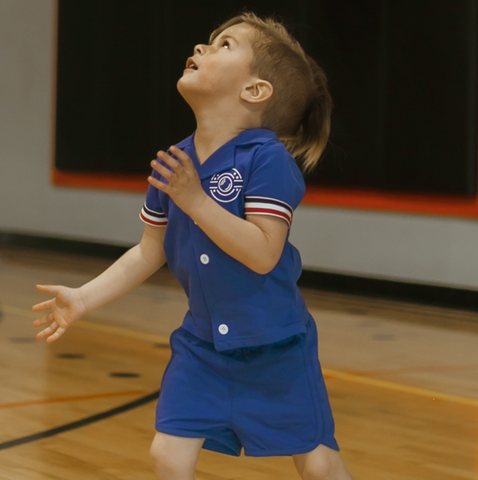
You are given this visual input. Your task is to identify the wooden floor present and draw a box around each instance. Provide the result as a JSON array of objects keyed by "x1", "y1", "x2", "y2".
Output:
[{"x1": 0, "y1": 245, "x2": 477, "y2": 479}]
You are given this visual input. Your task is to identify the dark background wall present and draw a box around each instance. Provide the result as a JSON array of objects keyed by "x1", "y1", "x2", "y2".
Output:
[
  {"x1": 3, "y1": 0, "x2": 478, "y2": 296},
  {"x1": 56, "y1": 0, "x2": 478, "y2": 196}
]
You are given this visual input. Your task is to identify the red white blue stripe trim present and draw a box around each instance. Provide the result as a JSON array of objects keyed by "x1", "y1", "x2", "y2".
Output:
[
  {"x1": 139, "y1": 204, "x2": 168, "y2": 227},
  {"x1": 244, "y1": 196, "x2": 293, "y2": 227}
]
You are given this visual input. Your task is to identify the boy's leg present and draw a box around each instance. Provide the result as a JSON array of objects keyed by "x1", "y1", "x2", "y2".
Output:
[
  {"x1": 150, "y1": 431, "x2": 205, "y2": 480},
  {"x1": 293, "y1": 444, "x2": 354, "y2": 480}
]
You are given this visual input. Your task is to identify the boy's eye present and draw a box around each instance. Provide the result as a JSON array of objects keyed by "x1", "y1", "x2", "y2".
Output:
[{"x1": 222, "y1": 40, "x2": 230, "y2": 48}]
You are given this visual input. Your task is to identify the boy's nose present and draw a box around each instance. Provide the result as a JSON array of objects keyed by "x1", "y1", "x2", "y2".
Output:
[{"x1": 194, "y1": 44, "x2": 206, "y2": 55}]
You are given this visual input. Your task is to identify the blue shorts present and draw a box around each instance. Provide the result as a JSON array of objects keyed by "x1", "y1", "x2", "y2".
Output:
[{"x1": 155, "y1": 316, "x2": 339, "y2": 457}]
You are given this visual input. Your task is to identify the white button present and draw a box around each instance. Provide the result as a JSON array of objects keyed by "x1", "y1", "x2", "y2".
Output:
[
  {"x1": 218, "y1": 324, "x2": 229, "y2": 335},
  {"x1": 200, "y1": 254, "x2": 209, "y2": 265}
]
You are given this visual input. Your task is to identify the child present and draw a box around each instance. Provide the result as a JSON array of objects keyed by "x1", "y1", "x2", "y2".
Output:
[{"x1": 33, "y1": 12, "x2": 355, "y2": 480}]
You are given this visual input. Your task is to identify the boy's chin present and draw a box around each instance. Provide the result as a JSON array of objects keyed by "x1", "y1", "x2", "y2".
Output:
[
  {"x1": 177, "y1": 76, "x2": 221, "y2": 96},
  {"x1": 176, "y1": 81, "x2": 195, "y2": 104},
  {"x1": 177, "y1": 79, "x2": 212, "y2": 104}
]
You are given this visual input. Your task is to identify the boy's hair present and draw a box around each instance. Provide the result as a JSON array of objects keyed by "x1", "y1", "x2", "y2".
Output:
[{"x1": 210, "y1": 12, "x2": 333, "y2": 172}]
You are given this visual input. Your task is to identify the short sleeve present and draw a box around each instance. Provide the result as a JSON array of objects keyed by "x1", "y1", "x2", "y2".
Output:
[
  {"x1": 244, "y1": 142, "x2": 305, "y2": 227},
  {"x1": 139, "y1": 168, "x2": 169, "y2": 227}
]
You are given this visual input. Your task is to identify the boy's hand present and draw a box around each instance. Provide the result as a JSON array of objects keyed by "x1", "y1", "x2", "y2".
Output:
[
  {"x1": 32, "y1": 285, "x2": 87, "y2": 343},
  {"x1": 148, "y1": 146, "x2": 208, "y2": 217}
]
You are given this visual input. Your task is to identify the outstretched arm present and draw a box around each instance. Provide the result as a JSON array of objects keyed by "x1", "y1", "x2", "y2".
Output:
[
  {"x1": 149, "y1": 146, "x2": 289, "y2": 275},
  {"x1": 33, "y1": 224, "x2": 167, "y2": 343}
]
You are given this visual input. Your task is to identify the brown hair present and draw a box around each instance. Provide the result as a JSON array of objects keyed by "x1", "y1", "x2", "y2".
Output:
[{"x1": 210, "y1": 12, "x2": 333, "y2": 172}]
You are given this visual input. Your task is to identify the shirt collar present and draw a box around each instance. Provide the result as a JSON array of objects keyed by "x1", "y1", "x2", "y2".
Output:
[
  {"x1": 175, "y1": 129, "x2": 278, "y2": 180},
  {"x1": 234, "y1": 128, "x2": 277, "y2": 146}
]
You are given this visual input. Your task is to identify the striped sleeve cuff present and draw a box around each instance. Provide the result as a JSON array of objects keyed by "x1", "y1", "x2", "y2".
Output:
[
  {"x1": 139, "y1": 204, "x2": 168, "y2": 227},
  {"x1": 244, "y1": 196, "x2": 293, "y2": 227}
]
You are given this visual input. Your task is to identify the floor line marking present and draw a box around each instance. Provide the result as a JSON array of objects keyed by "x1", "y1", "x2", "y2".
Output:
[
  {"x1": 349, "y1": 364, "x2": 478, "y2": 376},
  {"x1": 0, "y1": 390, "x2": 147, "y2": 410},
  {"x1": 322, "y1": 369, "x2": 478, "y2": 408},
  {"x1": 2, "y1": 305, "x2": 37, "y2": 319},
  {"x1": 0, "y1": 390, "x2": 160, "y2": 451},
  {"x1": 74, "y1": 320, "x2": 170, "y2": 344},
  {"x1": 5, "y1": 305, "x2": 478, "y2": 408},
  {"x1": 2, "y1": 305, "x2": 170, "y2": 344}
]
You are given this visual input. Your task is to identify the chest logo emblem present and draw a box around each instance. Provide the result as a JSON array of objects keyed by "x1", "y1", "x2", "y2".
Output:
[{"x1": 209, "y1": 168, "x2": 243, "y2": 203}]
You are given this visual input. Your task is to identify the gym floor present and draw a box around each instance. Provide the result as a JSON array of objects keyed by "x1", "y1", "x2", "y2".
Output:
[{"x1": 0, "y1": 245, "x2": 477, "y2": 480}]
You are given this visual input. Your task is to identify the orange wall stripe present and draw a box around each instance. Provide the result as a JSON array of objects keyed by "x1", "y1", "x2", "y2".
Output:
[
  {"x1": 53, "y1": 169, "x2": 478, "y2": 219},
  {"x1": 53, "y1": 170, "x2": 148, "y2": 193},
  {"x1": 302, "y1": 185, "x2": 478, "y2": 219}
]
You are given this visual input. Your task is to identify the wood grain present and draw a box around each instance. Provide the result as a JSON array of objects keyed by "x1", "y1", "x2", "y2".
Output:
[{"x1": 0, "y1": 246, "x2": 476, "y2": 479}]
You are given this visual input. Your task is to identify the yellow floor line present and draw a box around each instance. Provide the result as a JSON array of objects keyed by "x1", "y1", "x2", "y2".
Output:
[
  {"x1": 322, "y1": 369, "x2": 478, "y2": 408},
  {"x1": 2, "y1": 305, "x2": 170, "y2": 344},
  {"x1": 74, "y1": 320, "x2": 170, "y2": 344},
  {"x1": 3, "y1": 305, "x2": 37, "y2": 319},
  {"x1": 4, "y1": 305, "x2": 478, "y2": 408}
]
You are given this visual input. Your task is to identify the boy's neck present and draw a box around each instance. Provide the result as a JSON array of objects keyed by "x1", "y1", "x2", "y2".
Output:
[{"x1": 193, "y1": 111, "x2": 262, "y2": 165}]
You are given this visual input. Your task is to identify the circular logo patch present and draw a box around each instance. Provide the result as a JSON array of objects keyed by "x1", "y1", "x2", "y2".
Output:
[{"x1": 209, "y1": 168, "x2": 243, "y2": 203}]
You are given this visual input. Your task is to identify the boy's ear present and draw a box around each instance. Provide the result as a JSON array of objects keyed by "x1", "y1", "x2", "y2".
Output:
[{"x1": 241, "y1": 79, "x2": 273, "y2": 104}]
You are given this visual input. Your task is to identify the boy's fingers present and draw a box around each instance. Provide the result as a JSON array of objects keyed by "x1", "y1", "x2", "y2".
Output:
[
  {"x1": 47, "y1": 327, "x2": 67, "y2": 343},
  {"x1": 33, "y1": 313, "x2": 54, "y2": 327},
  {"x1": 156, "y1": 151, "x2": 182, "y2": 172},
  {"x1": 169, "y1": 146, "x2": 193, "y2": 168},
  {"x1": 32, "y1": 299, "x2": 53, "y2": 312},
  {"x1": 148, "y1": 175, "x2": 169, "y2": 191},
  {"x1": 36, "y1": 321, "x2": 58, "y2": 339},
  {"x1": 151, "y1": 160, "x2": 174, "y2": 181},
  {"x1": 36, "y1": 284, "x2": 61, "y2": 294}
]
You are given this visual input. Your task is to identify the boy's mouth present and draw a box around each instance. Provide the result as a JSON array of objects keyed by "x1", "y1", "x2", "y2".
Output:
[{"x1": 186, "y1": 58, "x2": 198, "y2": 70}]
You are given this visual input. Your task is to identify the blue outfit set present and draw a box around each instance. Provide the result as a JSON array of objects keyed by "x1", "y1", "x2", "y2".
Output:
[{"x1": 140, "y1": 128, "x2": 339, "y2": 457}]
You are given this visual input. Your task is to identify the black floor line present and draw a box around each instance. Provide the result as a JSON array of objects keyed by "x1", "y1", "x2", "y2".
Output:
[{"x1": 0, "y1": 389, "x2": 160, "y2": 451}]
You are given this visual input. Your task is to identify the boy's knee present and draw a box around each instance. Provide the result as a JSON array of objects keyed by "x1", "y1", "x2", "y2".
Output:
[
  {"x1": 150, "y1": 441, "x2": 186, "y2": 478},
  {"x1": 149, "y1": 432, "x2": 203, "y2": 479},
  {"x1": 294, "y1": 444, "x2": 350, "y2": 480},
  {"x1": 149, "y1": 441, "x2": 169, "y2": 470},
  {"x1": 149, "y1": 439, "x2": 164, "y2": 464},
  {"x1": 300, "y1": 454, "x2": 331, "y2": 480},
  {"x1": 302, "y1": 461, "x2": 330, "y2": 480}
]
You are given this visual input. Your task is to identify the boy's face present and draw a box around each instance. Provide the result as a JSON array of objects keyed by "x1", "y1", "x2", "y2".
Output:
[{"x1": 177, "y1": 23, "x2": 256, "y2": 103}]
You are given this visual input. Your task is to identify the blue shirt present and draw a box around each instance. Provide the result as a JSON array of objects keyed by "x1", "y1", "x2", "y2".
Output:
[{"x1": 140, "y1": 128, "x2": 310, "y2": 351}]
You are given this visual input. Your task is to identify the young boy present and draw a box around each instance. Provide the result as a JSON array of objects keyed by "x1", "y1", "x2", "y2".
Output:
[{"x1": 33, "y1": 12, "x2": 355, "y2": 480}]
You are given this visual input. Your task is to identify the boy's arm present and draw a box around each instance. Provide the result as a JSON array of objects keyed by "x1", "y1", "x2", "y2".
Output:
[
  {"x1": 149, "y1": 146, "x2": 289, "y2": 275},
  {"x1": 191, "y1": 196, "x2": 288, "y2": 275},
  {"x1": 33, "y1": 224, "x2": 167, "y2": 342}
]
